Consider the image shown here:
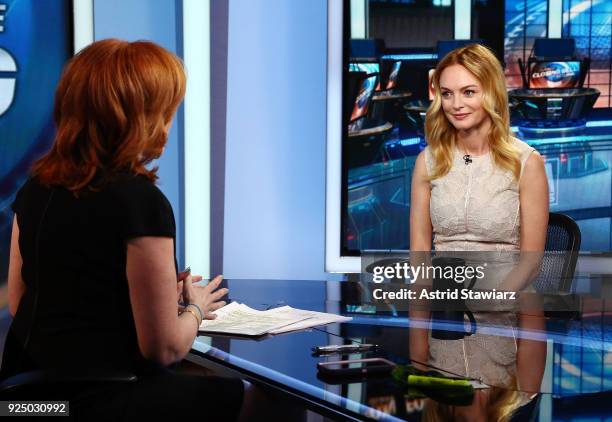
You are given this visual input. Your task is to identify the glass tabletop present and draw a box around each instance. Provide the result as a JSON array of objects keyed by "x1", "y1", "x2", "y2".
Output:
[{"x1": 189, "y1": 279, "x2": 612, "y2": 421}]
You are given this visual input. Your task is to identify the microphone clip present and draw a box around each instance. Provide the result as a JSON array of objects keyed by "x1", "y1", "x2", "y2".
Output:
[{"x1": 463, "y1": 154, "x2": 472, "y2": 165}]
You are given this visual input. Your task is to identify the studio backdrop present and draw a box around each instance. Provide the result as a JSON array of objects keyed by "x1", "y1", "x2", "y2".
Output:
[{"x1": 0, "y1": 0, "x2": 73, "y2": 281}]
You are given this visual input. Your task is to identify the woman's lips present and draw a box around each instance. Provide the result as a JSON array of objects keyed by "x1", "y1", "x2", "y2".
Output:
[{"x1": 453, "y1": 113, "x2": 470, "y2": 120}]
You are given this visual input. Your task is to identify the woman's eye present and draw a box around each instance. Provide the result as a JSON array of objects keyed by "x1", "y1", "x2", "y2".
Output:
[
  {"x1": 441, "y1": 91, "x2": 451, "y2": 98},
  {"x1": 464, "y1": 90, "x2": 475, "y2": 97}
]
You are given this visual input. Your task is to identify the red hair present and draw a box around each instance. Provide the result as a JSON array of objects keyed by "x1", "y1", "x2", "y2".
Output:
[{"x1": 32, "y1": 38, "x2": 186, "y2": 191}]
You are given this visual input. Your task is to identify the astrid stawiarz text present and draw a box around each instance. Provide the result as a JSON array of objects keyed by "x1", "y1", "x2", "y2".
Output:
[
  {"x1": 372, "y1": 288, "x2": 516, "y2": 301},
  {"x1": 370, "y1": 262, "x2": 517, "y2": 301}
]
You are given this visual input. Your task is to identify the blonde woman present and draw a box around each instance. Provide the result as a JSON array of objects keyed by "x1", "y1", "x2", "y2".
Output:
[{"x1": 409, "y1": 44, "x2": 548, "y2": 421}]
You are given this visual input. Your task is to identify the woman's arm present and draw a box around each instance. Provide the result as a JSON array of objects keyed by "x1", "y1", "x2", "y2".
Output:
[
  {"x1": 515, "y1": 154, "x2": 548, "y2": 391},
  {"x1": 501, "y1": 152, "x2": 549, "y2": 292},
  {"x1": 519, "y1": 152, "x2": 549, "y2": 252},
  {"x1": 8, "y1": 216, "x2": 26, "y2": 317},
  {"x1": 516, "y1": 310, "x2": 546, "y2": 393},
  {"x1": 8, "y1": 215, "x2": 26, "y2": 316},
  {"x1": 410, "y1": 151, "x2": 433, "y2": 252},
  {"x1": 409, "y1": 151, "x2": 433, "y2": 369},
  {"x1": 126, "y1": 237, "x2": 225, "y2": 367}
]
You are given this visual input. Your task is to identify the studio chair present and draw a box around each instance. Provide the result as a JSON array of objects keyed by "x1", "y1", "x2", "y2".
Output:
[
  {"x1": 517, "y1": 38, "x2": 591, "y2": 89},
  {"x1": 511, "y1": 38, "x2": 598, "y2": 125},
  {"x1": 437, "y1": 39, "x2": 484, "y2": 61},
  {"x1": 349, "y1": 38, "x2": 385, "y2": 60},
  {"x1": 510, "y1": 393, "x2": 541, "y2": 422},
  {"x1": 534, "y1": 212, "x2": 581, "y2": 319},
  {"x1": 0, "y1": 368, "x2": 137, "y2": 401},
  {"x1": 535, "y1": 212, "x2": 581, "y2": 292}
]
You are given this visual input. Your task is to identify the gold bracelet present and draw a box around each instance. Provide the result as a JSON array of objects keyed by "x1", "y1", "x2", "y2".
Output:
[{"x1": 181, "y1": 307, "x2": 202, "y2": 328}]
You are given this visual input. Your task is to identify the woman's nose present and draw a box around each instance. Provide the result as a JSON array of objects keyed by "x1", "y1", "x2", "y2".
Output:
[{"x1": 452, "y1": 95, "x2": 464, "y2": 109}]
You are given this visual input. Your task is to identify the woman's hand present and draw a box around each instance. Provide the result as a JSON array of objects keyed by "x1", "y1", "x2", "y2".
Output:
[
  {"x1": 177, "y1": 269, "x2": 202, "y2": 305},
  {"x1": 181, "y1": 274, "x2": 228, "y2": 320},
  {"x1": 127, "y1": 238, "x2": 226, "y2": 366}
]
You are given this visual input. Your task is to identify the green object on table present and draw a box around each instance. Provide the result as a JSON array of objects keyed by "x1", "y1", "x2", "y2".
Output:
[
  {"x1": 407, "y1": 375, "x2": 472, "y2": 388},
  {"x1": 391, "y1": 364, "x2": 422, "y2": 383},
  {"x1": 392, "y1": 364, "x2": 457, "y2": 383},
  {"x1": 392, "y1": 365, "x2": 475, "y2": 406}
]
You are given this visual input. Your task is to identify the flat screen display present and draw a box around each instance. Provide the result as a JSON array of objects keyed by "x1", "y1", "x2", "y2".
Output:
[
  {"x1": 385, "y1": 61, "x2": 401, "y2": 90},
  {"x1": 350, "y1": 74, "x2": 377, "y2": 122},
  {"x1": 326, "y1": 1, "x2": 612, "y2": 272},
  {"x1": 349, "y1": 62, "x2": 381, "y2": 91},
  {"x1": 349, "y1": 62, "x2": 380, "y2": 75},
  {"x1": 529, "y1": 61, "x2": 581, "y2": 89}
]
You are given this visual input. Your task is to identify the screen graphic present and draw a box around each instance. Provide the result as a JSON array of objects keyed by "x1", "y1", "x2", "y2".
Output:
[
  {"x1": 337, "y1": 0, "x2": 612, "y2": 257},
  {"x1": 530, "y1": 61, "x2": 581, "y2": 89},
  {"x1": 349, "y1": 62, "x2": 381, "y2": 91},
  {"x1": 385, "y1": 61, "x2": 401, "y2": 90},
  {"x1": 349, "y1": 62, "x2": 380, "y2": 75},
  {"x1": 350, "y1": 75, "x2": 377, "y2": 122}
]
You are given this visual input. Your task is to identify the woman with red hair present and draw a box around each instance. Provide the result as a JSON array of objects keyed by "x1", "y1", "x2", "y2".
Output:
[{"x1": 2, "y1": 39, "x2": 249, "y2": 420}]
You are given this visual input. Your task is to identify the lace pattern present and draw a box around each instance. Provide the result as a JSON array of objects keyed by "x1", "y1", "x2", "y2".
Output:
[
  {"x1": 425, "y1": 138, "x2": 535, "y2": 252},
  {"x1": 424, "y1": 137, "x2": 536, "y2": 390}
]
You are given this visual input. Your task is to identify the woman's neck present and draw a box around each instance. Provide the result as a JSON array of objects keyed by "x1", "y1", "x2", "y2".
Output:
[{"x1": 455, "y1": 117, "x2": 491, "y2": 156}]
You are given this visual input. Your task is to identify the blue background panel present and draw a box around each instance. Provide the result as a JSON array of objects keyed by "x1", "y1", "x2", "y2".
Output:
[{"x1": 0, "y1": 0, "x2": 71, "y2": 283}]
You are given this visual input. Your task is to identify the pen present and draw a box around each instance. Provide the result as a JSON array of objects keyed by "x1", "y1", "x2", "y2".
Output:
[
  {"x1": 178, "y1": 267, "x2": 191, "y2": 307},
  {"x1": 179, "y1": 266, "x2": 191, "y2": 281},
  {"x1": 312, "y1": 344, "x2": 378, "y2": 355}
]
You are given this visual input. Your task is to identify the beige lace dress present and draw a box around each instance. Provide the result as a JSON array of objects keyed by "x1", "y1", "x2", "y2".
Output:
[{"x1": 422, "y1": 137, "x2": 536, "y2": 391}]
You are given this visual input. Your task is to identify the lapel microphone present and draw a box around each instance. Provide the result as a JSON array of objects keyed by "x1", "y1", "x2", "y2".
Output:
[{"x1": 463, "y1": 154, "x2": 472, "y2": 165}]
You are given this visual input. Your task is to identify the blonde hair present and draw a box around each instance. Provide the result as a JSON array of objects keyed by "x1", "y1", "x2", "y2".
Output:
[
  {"x1": 424, "y1": 44, "x2": 520, "y2": 180},
  {"x1": 422, "y1": 384, "x2": 522, "y2": 422}
]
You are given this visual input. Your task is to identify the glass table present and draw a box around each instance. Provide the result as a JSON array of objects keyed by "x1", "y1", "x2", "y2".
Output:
[{"x1": 188, "y1": 279, "x2": 612, "y2": 421}]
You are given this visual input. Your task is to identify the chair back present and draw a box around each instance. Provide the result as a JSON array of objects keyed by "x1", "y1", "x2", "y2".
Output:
[
  {"x1": 533, "y1": 212, "x2": 581, "y2": 292},
  {"x1": 0, "y1": 369, "x2": 137, "y2": 400},
  {"x1": 533, "y1": 38, "x2": 575, "y2": 59}
]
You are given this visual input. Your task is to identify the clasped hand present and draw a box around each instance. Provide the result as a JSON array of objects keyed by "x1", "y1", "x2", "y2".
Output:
[{"x1": 177, "y1": 271, "x2": 228, "y2": 320}]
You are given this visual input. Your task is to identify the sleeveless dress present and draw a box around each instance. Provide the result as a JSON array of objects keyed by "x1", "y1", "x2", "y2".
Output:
[
  {"x1": 425, "y1": 137, "x2": 535, "y2": 252},
  {"x1": 422, "y1": 137, "x2": 537, "y2": 393}
]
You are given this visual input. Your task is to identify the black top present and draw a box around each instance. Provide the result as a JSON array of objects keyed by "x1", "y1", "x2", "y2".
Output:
[{"x1": 1, "y1": 174, "x2": 178, "y2": 379}]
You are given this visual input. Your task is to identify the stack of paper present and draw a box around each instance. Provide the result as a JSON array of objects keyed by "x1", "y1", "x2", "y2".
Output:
[{"x1": 198, "y1": 302, "x2": 352, "y2": 336}]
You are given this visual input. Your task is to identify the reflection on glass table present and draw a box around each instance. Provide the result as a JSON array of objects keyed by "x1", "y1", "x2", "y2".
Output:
[{"x1": 187, "y1": 279, "x2": 612, "y2": 421}]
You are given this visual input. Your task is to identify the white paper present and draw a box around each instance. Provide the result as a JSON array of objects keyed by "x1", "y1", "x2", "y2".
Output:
[
  {"x1": 198, "y1": 302, "x2": 352, "y2": 336},
  {"x1": 268, "y1": 311, "x2": 352, "y2": 334}
]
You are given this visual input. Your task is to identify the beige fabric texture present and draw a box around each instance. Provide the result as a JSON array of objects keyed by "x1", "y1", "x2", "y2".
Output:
[{"x1": 423, "y1": 137, "x2": 536, "y2": 394}]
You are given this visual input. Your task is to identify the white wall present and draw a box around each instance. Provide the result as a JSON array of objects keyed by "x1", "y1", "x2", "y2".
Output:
[
  {"x1": 94, "y1": 0, "x2": 184, "y2": 267},
  {"x1": 223, "y1": 0, "x2": 333, "y2": 280}
]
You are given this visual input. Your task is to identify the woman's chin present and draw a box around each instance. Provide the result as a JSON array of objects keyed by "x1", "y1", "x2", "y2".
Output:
[{"x1": 450, "y1": 121, "x2": 473, "y2": 131}]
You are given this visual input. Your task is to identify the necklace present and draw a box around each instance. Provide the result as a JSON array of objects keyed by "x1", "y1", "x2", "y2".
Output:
[
  {"x1": 458, "y1": 141, "x2": 490, "y2": 163},
  {"x1": 458, "y1": 140, "x2": 489, "y2": 156}
]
